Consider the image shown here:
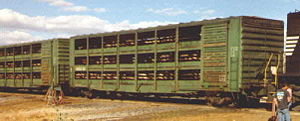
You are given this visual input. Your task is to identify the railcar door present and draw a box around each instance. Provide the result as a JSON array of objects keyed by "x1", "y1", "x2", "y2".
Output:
[{"x1": 201, "y1": 22, "x2": 229, "y2": 89}]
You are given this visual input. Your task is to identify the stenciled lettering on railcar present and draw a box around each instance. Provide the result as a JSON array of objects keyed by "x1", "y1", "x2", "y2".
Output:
[{"x1": 231, "y1": 47, "x2": 238, "y2": 57}]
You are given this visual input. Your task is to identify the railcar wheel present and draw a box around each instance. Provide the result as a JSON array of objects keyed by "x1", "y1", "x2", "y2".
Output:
[
  {"x1": 234, "y1": 94, "x2": 248, "y2": 108},
  {"x1": 81, "y1": 90, "x2": 94, "y2": 99},
  {"x1": 206, "y1": 96, "x2": 233, "y2": 107},
  {"x1": 0, "y1": 87, "x2": 5, "y2": 92}
]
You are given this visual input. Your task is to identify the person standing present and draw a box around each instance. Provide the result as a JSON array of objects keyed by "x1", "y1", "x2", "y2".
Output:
[
  {"x1": 272, "y1": 83, "x2": 291, "y2": 121},
  {"x1": 287, "y1": 85, "x2": 293, "y2": 110}
]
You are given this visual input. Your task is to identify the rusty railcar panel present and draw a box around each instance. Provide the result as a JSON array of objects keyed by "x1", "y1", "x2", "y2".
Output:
[
  {"x1": 286, "y1": 11, "x2": 300, "y2": 75},
  {"x1": 287, "y1": 11, "x2": 300, "y2": 36},
  {"x1": 241, "y1": 17, "x2": 284, "y2": 84},
  {"x1": 242, "y1": 16, "x2": 283, "y2": 29},
  {"x1": 286, "y1": 38, "x2": 300, "y2": 75}
]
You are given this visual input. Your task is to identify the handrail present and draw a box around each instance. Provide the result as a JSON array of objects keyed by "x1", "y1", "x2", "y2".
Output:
[
  {"x1": 274, "y1": 53, "x2": 281, "y2": 87},
  {"x1": 264, "y1": 53, "x2": 273, "y2": 87}
]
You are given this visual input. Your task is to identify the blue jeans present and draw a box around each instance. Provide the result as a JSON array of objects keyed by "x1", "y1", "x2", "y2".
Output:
[{"x1": 277, "y1": 108, "x2": 291, "y2": 121}]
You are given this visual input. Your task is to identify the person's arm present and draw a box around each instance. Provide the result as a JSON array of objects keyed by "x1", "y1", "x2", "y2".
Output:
[
  {"x1": 272, "y1": 98, "x2": 278, "y2": 116},
  {"x1": 287, "y1": 88, "x2": 292, "y2": 103}
]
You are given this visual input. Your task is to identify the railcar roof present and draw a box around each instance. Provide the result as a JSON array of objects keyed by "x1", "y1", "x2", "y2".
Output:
[
  {"x1": 70, "y1": 16, "x2": 283, "y2": 39},
  {"x1": 0, "y1": 38, "x2": 68, "y2": 48}
]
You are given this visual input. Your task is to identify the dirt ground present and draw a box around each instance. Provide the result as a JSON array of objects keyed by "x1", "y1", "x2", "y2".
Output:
[{"x1": 0, "y1": 92, "x2": 299, "y2": 121}]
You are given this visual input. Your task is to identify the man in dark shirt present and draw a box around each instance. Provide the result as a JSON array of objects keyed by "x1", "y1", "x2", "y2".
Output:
[{"x1": 272, "y1": 83, "x2": 291, "y2": 121}]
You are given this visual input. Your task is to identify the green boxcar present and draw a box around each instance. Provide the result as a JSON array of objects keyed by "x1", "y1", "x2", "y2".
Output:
[
  {"x1": 0, "y1": 39, "x2": 70, "y2": 89},
  {"x1": 69, "y1": 16, "x2": 284, "y2": 98}
]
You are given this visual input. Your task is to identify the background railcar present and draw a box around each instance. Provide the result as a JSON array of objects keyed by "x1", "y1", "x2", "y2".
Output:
[
  {"x1": 69, "y1": 16, "x2": 284, "y2": 104},
  {"x1": 0, "y1": 39, "x2": 69, "y2": 90}
]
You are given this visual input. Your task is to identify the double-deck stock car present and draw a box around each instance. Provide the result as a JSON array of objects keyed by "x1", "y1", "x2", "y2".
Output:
[
  {"x1": 0, "y1": 39, "x2": 70, "y2": 91},
  {"x1": 0, "y1": 16, "x2": 291, "y2": 106}
]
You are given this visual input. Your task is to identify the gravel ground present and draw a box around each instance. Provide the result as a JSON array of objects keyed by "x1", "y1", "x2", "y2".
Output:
[{"x1": 0, "y1": 92, "x2": 299, "y2": 121}]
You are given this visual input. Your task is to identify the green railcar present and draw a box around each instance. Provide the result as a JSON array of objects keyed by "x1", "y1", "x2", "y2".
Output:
[
  {"x1": 69, "y1": 16, "x2": 284, "y2": 103},
  {"x1": 0, "y1": 39, "x2": 70, "y2": 89},
  {"x1": 0, "y1": 16, "x2": 284, "y2": 105}
]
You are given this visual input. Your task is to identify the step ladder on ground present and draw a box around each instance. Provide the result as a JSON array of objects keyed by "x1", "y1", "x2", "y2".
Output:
[{"x1": 45, "y1": 85, "x2": 64, "y2": 105}]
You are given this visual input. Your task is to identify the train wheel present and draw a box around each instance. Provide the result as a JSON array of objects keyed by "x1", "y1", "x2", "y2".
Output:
[
  {"x1": 206, "y1": 96, "x2": 233, "y2": 107},
  {"x1": 0, "y1": 87, "x2": 5, "y2": 92},
  {"x1": 81, "y1": 90, "x2": 94, "y2": 99},
  {"x1": 235, "y1": 94, "x2": 248, "y2": 108}
]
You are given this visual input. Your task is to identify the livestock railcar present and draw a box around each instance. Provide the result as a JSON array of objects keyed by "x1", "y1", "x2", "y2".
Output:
[
  {"x1": 0, "y1": 39, "x2": 70, "y2": 90},
  {"x1": 69, "y1": 16, "x2": 284, "y2": 105}
]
